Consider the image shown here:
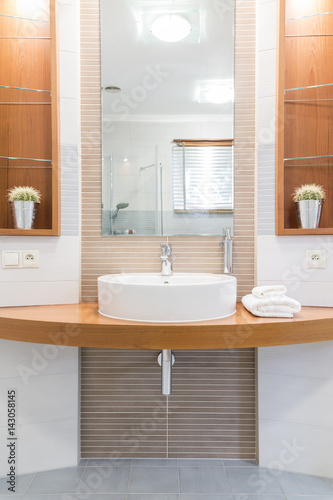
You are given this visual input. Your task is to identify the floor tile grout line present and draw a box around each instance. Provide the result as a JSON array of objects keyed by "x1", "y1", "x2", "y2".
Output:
[
  {"x1": 126, "y1": 459, "x2": 133, "y2": 498},
  {"x1": 75, "y1": 459, "x2": 88, "y2": 495},
  {"x1": 177, "y1": 463, "x2": 181, "y2": 498},
  {"x1": 325, "y1": 476, "x2": 333, "y2": 493},
  {"x1": 223, "y1": 460, "x2": 233, "y2": 497},
  {"x1": 271, "y1": 468, "x2": 289, "y2": 499},
  {"x1": 22, "y1": 472, "x2": 36, "y2": 496}
]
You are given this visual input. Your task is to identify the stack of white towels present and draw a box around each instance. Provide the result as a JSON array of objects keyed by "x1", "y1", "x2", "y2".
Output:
[{"x1": 242, "y1": 285, "x2": 301, "y2": 318}]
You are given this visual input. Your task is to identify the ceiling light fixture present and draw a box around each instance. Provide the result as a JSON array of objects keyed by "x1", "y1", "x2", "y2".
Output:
[{"x1": 151, "y1": 14, "x2": 192, "y2": 43}]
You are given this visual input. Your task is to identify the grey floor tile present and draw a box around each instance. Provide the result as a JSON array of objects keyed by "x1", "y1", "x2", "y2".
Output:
[
  {"x1": 0, "y1": 473, "x2": 35, "y2": 494},
  {"x1": 87, "y1": 459, "x2": 133, "y2": 467},
  {"x1": 285, "y1": 496, "x2": 333, "y2": 500},
  {"x1": 77, "y1": 467, "x2": 131, "y2": 494},
  {"x1": 226, "y1": 467, "x2": 283, "y2": 495},
  {"x1": 180, "y1": 495, "x2": 233, "y2": 500},
  {"x1": 0, "y1": 497, "x2": 23, "y2": 500},
  {"x1": 275, "y1": 470, "x2": 333, "y2": 495},
  {"x1": 223, "y1": 460, "x2": 257, "y2": 467},
  {"x1": 129, "y1": 467, "x2": 179, "y2": 494},
  {"x1": 179, "y1": 467, "x2": 231, "y2": 494},
  {"x1": 232, "y1": 496, "x2": 286, "y2": 500},
  {"x1": 24, "y1": 496, "x2": 76, "y2": 500},
  {"x1": 74, "y1": 496, "x2": 127, "y2": 500},
  {"x1": 78, "y1": 459, "x2": 88, "y2": 466},
  {"x1": 23, "y1": 493, "x2": 127, "y2": 500},
  {"x1": 178, "y1": 459, "x2": 223, "y2": 467},
  {"x1": 26, "y1": 468, "x2": 84, "y2": 495},
  {"x1": 128, "y1": 496, "x2": 179, "y2": 500},
  {"x1": 132, "y1": 459, "x2": 177, "y2": 467}
]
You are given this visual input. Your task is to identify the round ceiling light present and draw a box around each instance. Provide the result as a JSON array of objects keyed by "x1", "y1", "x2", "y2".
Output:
[{"x1": 151, "y1": 14, "x2": 192, "y2": 43}]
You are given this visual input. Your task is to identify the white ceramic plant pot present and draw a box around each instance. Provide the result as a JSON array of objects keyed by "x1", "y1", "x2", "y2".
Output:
[
  {"x1": 294, "y1": 199, "x2": 325, "y2": 229},
  {"x1": 9, "y1": 201, "x2": 40, "y2": 229}
]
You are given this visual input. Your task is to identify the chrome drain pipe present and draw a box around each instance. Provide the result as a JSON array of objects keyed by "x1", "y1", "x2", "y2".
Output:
[{"x1": 157, "y1": 350, "x2": 175, "y2": 396}]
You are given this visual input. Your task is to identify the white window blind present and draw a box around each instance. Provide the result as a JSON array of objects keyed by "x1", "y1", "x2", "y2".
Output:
[{"x1": 172, "y1": 143, "x2": 234, "y2": 212}]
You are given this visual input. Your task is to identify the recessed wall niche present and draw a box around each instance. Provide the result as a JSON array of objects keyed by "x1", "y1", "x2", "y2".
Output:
[{"x1": 0, "y1": 0, "x2": 60, "y2": 236}]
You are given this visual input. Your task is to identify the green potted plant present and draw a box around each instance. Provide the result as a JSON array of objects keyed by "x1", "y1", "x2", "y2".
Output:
[
  {"x1": 292, "y1": 184, "x2": 325, "y2": 229},
  {"x1": 8, "y1": 186, "x2": 42, "y2": 229}
]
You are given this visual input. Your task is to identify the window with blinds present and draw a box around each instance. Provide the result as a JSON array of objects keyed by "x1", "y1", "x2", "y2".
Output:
[{"x1": 172, "y1": 140, "x2": 234, "y2": 212}]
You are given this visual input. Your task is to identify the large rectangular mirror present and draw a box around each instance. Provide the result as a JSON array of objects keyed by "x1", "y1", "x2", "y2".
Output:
[{"x1": 101, "y1": 0, "x2": 234, "y2": 236}]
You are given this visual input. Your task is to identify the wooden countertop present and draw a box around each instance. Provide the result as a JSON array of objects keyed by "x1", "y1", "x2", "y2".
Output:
[{"x1": 0, "y1": 303, "x2": 332, "y2": 349}]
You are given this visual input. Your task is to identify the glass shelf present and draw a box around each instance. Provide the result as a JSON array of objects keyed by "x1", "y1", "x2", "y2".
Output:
[
  {"x1": 0, "y1": 102, "x2": 51, "y2": 105},
  {"x1": 0, "y1": 14, "x2": 49, "y2": 23},
  {"x1": 285, "y1": 83, "x2": 333, "y2": 92},
  {"x1": 286, "y1": 34, "x2": 333, "y2": 37},
  {"x1": 0, "y1": 165, "x2": 52, "y2": 169},
  {"x1": 285, "y1": 99, "x2": 333, "y2": 102},
  {"x1": 0, "y1": 37, "x2": 51, "y2": 39},
  {"x1": 0, "y1": 156, "x2": 52, "y2": 162},
  {"x1": 284, "y1": 155, "x2": 333, "y2": 168},
  {"x1": 286, "y1": 11, "x2": 333, "y2": 23},
  {"x1": 0, "y1": 85, "x2": 51, "y2": 93}
]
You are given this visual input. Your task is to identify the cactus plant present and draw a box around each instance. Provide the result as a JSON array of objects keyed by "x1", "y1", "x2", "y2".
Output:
[
  {"x1": 8, "y1": 186, "x2": 41, "y2": 203},
  {"x1": 292, "y1": 184, "x2": 325, "y2": 202}
]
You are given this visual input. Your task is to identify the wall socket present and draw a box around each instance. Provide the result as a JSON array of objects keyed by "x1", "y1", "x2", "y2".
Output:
[
  {"x1": 22, "y1": 251, "x2": 39, "y2": 268},
  {"x1": 305, "y1": 249, "x2": 326, "y2": 269},
  {"x1": 2, "y1": 250, "x2": 39, "y2": 269}
]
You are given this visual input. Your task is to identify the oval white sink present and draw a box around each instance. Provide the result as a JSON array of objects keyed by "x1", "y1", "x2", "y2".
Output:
[{"x1": 98, "y1": 273, "x2": 237, "y2": 323}]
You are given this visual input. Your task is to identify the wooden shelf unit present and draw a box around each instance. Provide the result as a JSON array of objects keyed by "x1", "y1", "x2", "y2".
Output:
[
  {"x1": 276, "y1": 0, "x2": 333, "y2": 235},
  {"x1": 0, "y1": 0, "x2": 60, "y2": 236}
]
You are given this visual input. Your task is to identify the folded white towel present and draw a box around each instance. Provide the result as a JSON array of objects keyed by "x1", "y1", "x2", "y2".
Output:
[
  {"x1": 252, "y1": 285, "x2": 287, "y2": 299},
  {"x1": 242, "y1": 294, "x2": 301, "y2": 318}
]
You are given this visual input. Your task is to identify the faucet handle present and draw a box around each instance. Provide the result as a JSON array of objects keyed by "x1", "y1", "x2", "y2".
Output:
[{"x1": 161, "y1": 243, "x2": 172, "y2": 256}]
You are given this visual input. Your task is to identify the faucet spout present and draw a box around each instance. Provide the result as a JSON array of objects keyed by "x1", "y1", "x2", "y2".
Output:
[
  {"x1": 221, "y1": 227, "x2": 233, "y2": 274},
  {"x1": 161, "y1": 243, "x2": 173, "y2": 276}
]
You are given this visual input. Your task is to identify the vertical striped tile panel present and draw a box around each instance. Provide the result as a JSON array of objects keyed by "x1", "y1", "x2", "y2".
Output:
[
  {"x1": 80, "y1": 0, "x2": 256, "y2": 460},
  {"x1": 168, "y1": 350, "x2": 256, "y2": 459},
  {"x1": 81, "y1": 349, "x2": 256, "y2": 459},
  {"x1": 81, "y1": 349, "x2": 167, "y2": 458}
]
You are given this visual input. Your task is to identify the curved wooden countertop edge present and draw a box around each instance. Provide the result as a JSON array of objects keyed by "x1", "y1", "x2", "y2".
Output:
[{"x1": 0, "y1": 302, "x2": 332, "y2": 349}]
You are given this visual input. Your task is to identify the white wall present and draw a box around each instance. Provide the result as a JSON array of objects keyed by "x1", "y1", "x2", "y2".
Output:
[
  {"x1": 0, "y1": 0, "x2": 80, "y2": 475},
  {"x1": 256, "y1": 0, "x2": 333, "y2": 477}
]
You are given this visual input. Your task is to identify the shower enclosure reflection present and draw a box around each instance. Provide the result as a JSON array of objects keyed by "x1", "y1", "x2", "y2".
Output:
[
  {"x1": 102, "y1": 145, "x2": 161, "y2": 236},
  {"x1": 101, "y1": 0, "x2": 235, "y2": 236}
]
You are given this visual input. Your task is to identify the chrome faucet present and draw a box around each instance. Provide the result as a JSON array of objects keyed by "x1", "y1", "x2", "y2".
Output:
[
  {"x1": 161, "y1": 243, "x2": 173, "y2": 276},
  {"x1": 221, "y1": 227, "x2": 233, "y2": 274}
]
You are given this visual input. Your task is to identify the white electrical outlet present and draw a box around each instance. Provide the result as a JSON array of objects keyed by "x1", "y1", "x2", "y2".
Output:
[
  {"x1": 305, "y1": 249, "x2": 326, "y2": 269},
  {"x1": 22, "y1": 250, "x2": 39, "y2": 268},
  {"x1": 2, "y1": 250, "x2": 40, "y2": 269}
]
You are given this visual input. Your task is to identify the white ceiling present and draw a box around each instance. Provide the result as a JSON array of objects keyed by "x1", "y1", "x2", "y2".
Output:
[{"x1": 101, "y1": 0, "x2": 234, "y2": 116}]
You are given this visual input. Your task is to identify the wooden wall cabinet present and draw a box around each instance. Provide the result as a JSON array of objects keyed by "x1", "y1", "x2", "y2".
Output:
[
  {"x1": 0, "y1": 0, "x2": 60, "y2": 236},
  {"x1": 276, "y1": 0, "x2": 333, "y2": 235}
]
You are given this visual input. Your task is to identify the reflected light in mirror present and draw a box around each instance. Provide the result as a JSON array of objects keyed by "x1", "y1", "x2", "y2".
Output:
[
  {"x1": 199, "y1": 84, "x2": 234, "y2": 104},
  {"x1": 151, "y1": 14, "x2": 192, "y2": 42}
]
